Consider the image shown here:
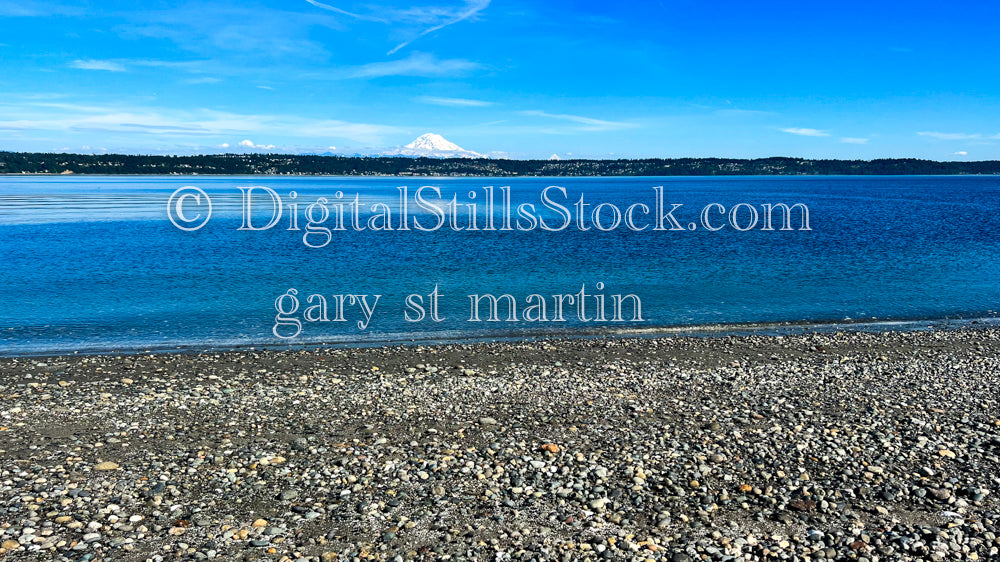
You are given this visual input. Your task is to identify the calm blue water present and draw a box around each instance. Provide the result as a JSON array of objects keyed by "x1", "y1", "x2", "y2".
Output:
[{"x1": 1, "y1": 175, "x2": 999, "y2": 355}]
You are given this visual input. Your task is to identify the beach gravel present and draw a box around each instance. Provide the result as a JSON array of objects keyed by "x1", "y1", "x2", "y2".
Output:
[{"x1": 1, "y1": 327, "x2": 999, "y2": 560}]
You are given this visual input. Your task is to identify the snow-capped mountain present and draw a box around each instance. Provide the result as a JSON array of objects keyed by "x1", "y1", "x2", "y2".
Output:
[
  {"x1": 405, "y1": 133, "x2": 464, "y2": 152},
  {"x1": 382, "y1": 133, "x2": 484, "y2": 158}
]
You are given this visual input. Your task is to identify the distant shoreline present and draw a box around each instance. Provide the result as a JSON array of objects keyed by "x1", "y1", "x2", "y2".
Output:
[{"x1": 3, "y1": 151, "x2": 1000, "y2": 176}]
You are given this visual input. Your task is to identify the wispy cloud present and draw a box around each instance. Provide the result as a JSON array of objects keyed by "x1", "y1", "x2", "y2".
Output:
[
  {"x1": 714, "y1": 108, "x2": 775, "y2": 117},
  {"x1": 120, "y1": 4, "x2": 339, "y2": 61},
  {"x1": 0, "y1": 1, "x2": 83, "y2": 17},
  {"x1": 917, "y1": 131, "x2": 984, "y2": 140},
  {"x1": 2, "y1": 112, "x2": 215, "y2": 135},
  {"x1": 69, "y1": 58, "x2": 231, "y2": 77},
  {"x1": 781, "y1": 127, "x2": 829, "y2": 137},
  {"x1": 954, "y1": 151, "x2": 968, "y2": 156},
  {"x1": 840, "y1": 137, "x2": 868, "y2": 144},
  {"x1": 70, "y1": 59, "x2": 126, "y2": 72},
  {"x1": 301, "y1": 0, "x2": 491, "y2": 56},
  {"x1": 20, "y1": 101, "x2": 115, "y2": 113},
  {"x1": 0, "y1": 101, "x2": 403, "y2": 145},
  {"x1": 348, "y1": 52, "x2": 479, "y2": 78},
  {"x1": 387, "y1": 0, "x2": 490, "y2": 55},
  {"x1": 129, "y1": 59, "x2": 217, "y2": 73},
  {"x1": 303, "y1": 0, "x2": 387, "y2": 22},
  {"x1": 519, "y1": 110, "x2": 636, "y2": 132},
  {"x1": 292, "y1": 120, "x2": 406, "y2": 142},
  {"x1": 417, "y1": 95, "x2": 493, "y2": 107}
]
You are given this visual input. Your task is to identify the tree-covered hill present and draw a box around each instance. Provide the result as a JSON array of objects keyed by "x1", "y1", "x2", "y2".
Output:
[{"x1": 2, "y1": 152, "x2": 999, "y2": 176}]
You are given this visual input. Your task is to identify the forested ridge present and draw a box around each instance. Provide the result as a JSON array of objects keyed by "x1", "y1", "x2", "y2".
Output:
[{"x1": 2, "y1": 152, "x2": 999, "y2": 176}]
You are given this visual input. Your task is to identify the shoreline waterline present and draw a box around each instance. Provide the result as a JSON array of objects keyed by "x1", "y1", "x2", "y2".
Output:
[{"x1": 4, "y1": 314, "x2": 999, "y2": 359}]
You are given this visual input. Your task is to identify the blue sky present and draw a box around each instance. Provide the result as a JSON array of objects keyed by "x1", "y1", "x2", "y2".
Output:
[{"x1": 1, "y1": 0, "x2": 998, "y2": 159}]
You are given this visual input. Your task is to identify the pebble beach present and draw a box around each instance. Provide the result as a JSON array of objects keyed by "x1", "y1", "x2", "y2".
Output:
[{"x1": 1, "y1": 327, "x2": 999, "y2": 561}]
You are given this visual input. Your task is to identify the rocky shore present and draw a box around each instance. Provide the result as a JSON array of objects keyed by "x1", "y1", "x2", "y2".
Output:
[{"x1": 1, "y1": 327, "x2": 999, "y2": 561}]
